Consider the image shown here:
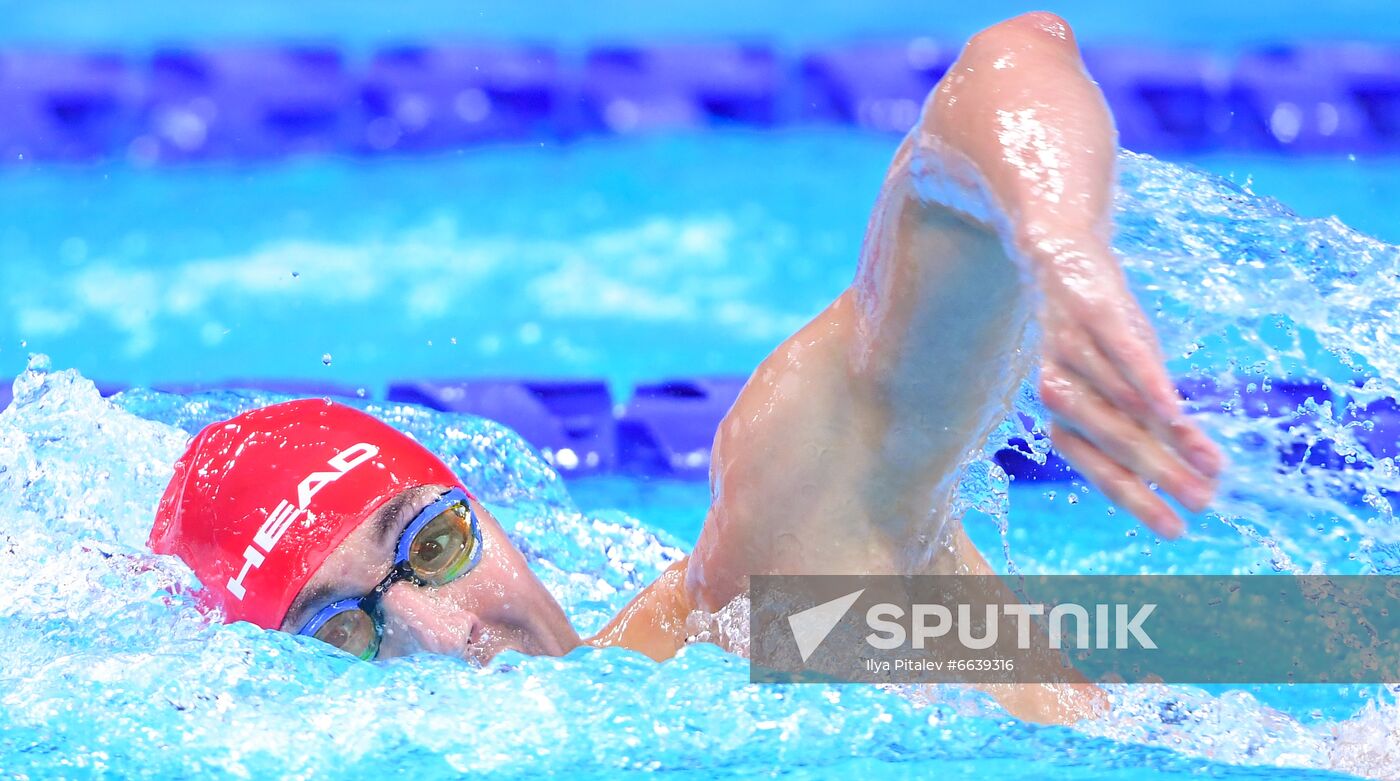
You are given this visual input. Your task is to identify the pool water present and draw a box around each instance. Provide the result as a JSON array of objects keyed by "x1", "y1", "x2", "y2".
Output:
[
  {"x1": 4, "y1": 135, "x2": 1400, "y2": 779},
  {"x1": 0, "y1": 132, "x2": 885, "y2": 392},
  {"x1": 4, "y1": 131, "x2": 1398, "y2": 392}
]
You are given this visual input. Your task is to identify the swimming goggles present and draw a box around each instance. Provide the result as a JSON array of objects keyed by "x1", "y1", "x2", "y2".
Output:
[{"x1": 296, "y1": 487, "x2": 483, "y2": 660}]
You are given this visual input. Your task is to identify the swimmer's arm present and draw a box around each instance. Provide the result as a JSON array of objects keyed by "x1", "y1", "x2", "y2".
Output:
[
  {"x1": 853, "y1": 12, "x2": 1223, "y2": 537},
  {"x1": 586, "y1": 558, "x2": 698, "y2": 661},
  {"x1": 595, "y1": 535, "x2": 1108, "y2": 723},
  {"x1": 616, "y1": 12, "x2": 1221, "y2": 701},
  {"x1": 945, "y1": 519, "x2": 1109, "y2": 723},
  {"x1": 681, "y1": 13, "x2": 1225, "y2": 611}
]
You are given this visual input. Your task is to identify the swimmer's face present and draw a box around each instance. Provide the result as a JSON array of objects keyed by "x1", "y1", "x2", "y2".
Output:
[{"x1": 279, "y1": 484, "x2": 581, "y2": 663}]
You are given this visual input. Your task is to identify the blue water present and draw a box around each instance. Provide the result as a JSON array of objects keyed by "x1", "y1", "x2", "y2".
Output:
[
  {"x1": 4, "y1": 137, "x2": 1400, "y2": 778},
  {"x1": 0, "y1": 132, "x2": 881, "y2": 392},
  {"x1": 4, "y1": 132, "x2": 1398, "y2": 394}
]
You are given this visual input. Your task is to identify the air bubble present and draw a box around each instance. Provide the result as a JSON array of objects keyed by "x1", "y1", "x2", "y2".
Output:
[{"x1": 321, "y1": 353, "x2": 332, "y2": 366}]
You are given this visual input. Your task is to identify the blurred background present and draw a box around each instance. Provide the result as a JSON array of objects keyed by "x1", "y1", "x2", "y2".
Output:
[{"x1": 2, "y1": 0, "x2": 1398, "y2": 481}]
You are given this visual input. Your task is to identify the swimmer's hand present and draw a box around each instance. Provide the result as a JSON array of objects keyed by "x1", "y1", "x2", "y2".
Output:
[
  {"x1": 920, "y1": 12, "x2": 1224, "y2": 537},
  {"x1": 1030, "y1": 235, "x2": 1223, "y2": 537}
]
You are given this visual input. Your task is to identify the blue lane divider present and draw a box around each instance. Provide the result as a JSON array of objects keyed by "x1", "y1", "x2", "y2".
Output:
[
  {"x1": 5, "y1": 41, "x2": 1400, "y2": 163},
  {"x1": 799, "y1": 40, "x2": 956, "y2": 132},
  {"x1": 5, "y1": 374, "x2": 1396, "y2": 484},
  {"x1": 1178, "y1": 377, "x2": 1340, "y2": 469},
  {"x1": 143, "y1": 47, "x2": 353, "y2": 162},
  {"x1": 993, "y1": 413, "x2": 1078, "y2": 482},
  {"x1": 1349, "y1": 397, "x2": 1400, "y2": 460},
  {"x1": 616, "y1": 376, "x2": 749, "y2": 479},
  {"x1": 1229, "y1": 47, "x2": 1376, "y2": 153},
  {"x1": 580, "y1": 44, "x2": 783, "y2": 134},
  {"x1": 386, "y1": 379, "x2": 617, "y2": 476},
  {"x1": 360, "y1": 45, "x2": 559, "y2": 152},
  {"x1": 1082, "y1": 47, "x2": 1228, "y2": 154},
  {"x1": 0, "y1": 51, "x2": 141, "y2": 162},
  {"x1": 1177, "y1": 376, "x2": 1332, "y2": 417}
]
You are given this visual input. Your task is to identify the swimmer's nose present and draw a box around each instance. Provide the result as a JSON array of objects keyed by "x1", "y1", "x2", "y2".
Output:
[{"x1": 378, "y1": 581, "x2": 482, "y2": 659}]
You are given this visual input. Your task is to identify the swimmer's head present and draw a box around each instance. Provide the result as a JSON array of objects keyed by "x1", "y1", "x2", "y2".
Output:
[{"x1": 150, "y1": 399, "x2": 579, "y2": 661}]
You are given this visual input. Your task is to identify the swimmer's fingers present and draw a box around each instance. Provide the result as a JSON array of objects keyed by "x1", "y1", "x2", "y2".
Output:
[
  {"x1": 1041, "y1": 361, "x2": 1212, "y2": 514},
  {"x1": 1048, "y1": 321, "x2": 1150, "y2": 420},
  {"x1": 1049, "y1": 422, "x2": 1185, "y2": 538},
  {"x1": 1087, "y1": 292, "x2": 1225, "y2": 479},
  {"x1": 1085, "y1": 289, "x2": 1177, "y2": 421}
]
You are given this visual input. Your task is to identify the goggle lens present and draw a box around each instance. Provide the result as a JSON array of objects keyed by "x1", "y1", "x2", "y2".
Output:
[
  {"x1": 407, "y1": 502, "x2": 477, "y2": 586},
  {"x1": 311, "y1": 607, "x2": 380, "y2": 661}
]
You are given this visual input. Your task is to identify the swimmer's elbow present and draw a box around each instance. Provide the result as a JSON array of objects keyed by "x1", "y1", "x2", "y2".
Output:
[
  {"x1": 965, "y1": 12, "x2": 1078, "y2": 57},
  {"x1": 924, "y1": 12, "x2": 1091, "y2": 147}
]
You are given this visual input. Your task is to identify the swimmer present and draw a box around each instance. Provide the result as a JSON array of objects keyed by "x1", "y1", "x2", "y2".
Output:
[{"x1": 149, "y1": 12, "x2": 1222, "y2": 724}]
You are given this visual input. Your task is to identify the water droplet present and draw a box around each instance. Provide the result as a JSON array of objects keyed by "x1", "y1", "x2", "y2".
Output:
[
  {"x1": 292, "y1": 271, "x2": 300, "y2": 278},
  {"x1": 1067, "y1": 494, "x2": 1079, "y2": 504},
  {"x1": 356, "y1": 388, "x2": 366, "y2": 398},
  {"x1": 321, "y1": 353, "x2": 332, "y2": 366},
  {"x1": 450, "y1": 337, "x2": 458, "y2": 345}
]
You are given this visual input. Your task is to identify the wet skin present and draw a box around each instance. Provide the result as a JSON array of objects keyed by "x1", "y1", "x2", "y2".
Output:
[
  {"x1": 283, "y1": 12, "x2": 1224, "y2": 725},
  {"x1": 279, "y1": 484, "x2": 581, "y2": 661}
]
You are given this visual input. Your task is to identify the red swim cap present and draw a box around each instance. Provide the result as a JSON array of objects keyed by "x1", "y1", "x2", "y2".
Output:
[{"x1": 149, "y1": 399, "x2": 463, "y2": 630}]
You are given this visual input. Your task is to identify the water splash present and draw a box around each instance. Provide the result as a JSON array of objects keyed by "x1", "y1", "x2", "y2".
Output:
[
  {"x1": 951, "y1": 152, "x2": 1400, "y2": 581},
  {"x1": 6, "y1": 146, "x2": 1400, "y2": 777}
]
